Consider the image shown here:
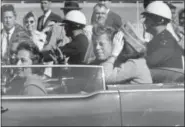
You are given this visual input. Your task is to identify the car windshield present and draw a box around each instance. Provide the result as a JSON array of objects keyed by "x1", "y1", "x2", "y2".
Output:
[{"x1": 1, "y1": 65, "x2": 105, "y2": 96}]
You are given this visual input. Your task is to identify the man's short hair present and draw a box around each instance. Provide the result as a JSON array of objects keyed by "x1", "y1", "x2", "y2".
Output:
[
  {"x1": 92, "y1": 24, "x2": 116, "y2": 43},
  {"x1": 1, "y1": 4, "x2": 16, "y2": 17},
  {"x1": 93, "y1": 3, "x2": 108, "y2": 11}
]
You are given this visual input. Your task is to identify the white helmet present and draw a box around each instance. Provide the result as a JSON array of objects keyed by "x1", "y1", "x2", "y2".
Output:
[
  {"x1": 144, "y1": 1, "x2": 172, "y2": 20},
  {"x1": 65, "y1": 10, "x2": 87, "y2": 25}
]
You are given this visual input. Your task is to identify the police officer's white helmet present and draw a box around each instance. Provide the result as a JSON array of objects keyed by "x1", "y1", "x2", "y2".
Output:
[
  {"x1": 65, "y1": 10, "x2": 87, "y2": 25},
  {"x1": 144, "y1": 1, "x2": 172, "y2": 20}
]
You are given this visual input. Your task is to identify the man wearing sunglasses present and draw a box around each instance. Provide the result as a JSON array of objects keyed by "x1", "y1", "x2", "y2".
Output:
[{"x1": 1, "y1": 4, "x2": 30, "y2": 65}]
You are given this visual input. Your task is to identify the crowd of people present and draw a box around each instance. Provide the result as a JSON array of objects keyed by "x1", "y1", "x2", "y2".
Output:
[{"x1": 1, "y1": 0, "x2": 184, "y2": 95}]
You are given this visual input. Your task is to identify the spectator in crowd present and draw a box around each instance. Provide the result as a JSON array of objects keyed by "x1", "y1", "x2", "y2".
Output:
[
  {"x1": 174, "y1": 9, "x2": 185, "y2": 52},
  {"x1": 1, "y1": 4, "x2": 30, "y2": 64},
  {"x1": 6, "y1": 41, "x2": 47, "y2": 95},
  {"x1": 91, "y1": 3, "x2": 108, "y2": 26},
  {"x1": 60, "y1": 0, "x2": 82, "y2": 16},
  {"x1": 142, "y1": 1, "x2": 183, "y2": 69},
  {"x1": 166, "y1": 3, "x2": 182, "y2": 45},
  {"x1": 37, "y1": 0, "x2": 62, "y2": 33},
  {"x1": 179, "y1": 9, "x2": 185, "y2": 27},
  {"x1": 90, "y1": 25, "x2": 152, "y2": 84},
  {"x1": 23, "y1": 11, "x2": 47, "y2": 51},
  {"x1": 91, "y1": 1, "x2": 122, "y2": 30}
]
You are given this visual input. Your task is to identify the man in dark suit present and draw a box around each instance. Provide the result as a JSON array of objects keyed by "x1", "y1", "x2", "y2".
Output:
[
  {"x1": 1, "y1": 4, "x2": 30, "y2": 64},
  {"x1": 91, "y1": 0, "x2": 122, "y2": 30},
  {"x1": 37, "y1": 0, "x2": 62, "y2": 32}
]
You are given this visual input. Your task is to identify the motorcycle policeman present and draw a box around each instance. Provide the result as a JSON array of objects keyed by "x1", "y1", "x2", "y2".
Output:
[
  {"x1": 142, "y1": 1, "x2": 184, "y2": 69},
  {"x1": 50, "y1": 10, "x2": 89, "y2": 65}
]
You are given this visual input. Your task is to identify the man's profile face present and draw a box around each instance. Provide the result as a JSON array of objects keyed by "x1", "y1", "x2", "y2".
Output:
[
  {"x1": 94, "y1": 6, "x2": 107, "y2": 25},
  {"x1": 93, "y1": 34, "x2": 112, "y2": 61},
  {"x1": 40, "y1": 0, "x2": 51, "y2": 12},
  {"x1": 3, "y1": 11, "x2": 16, "y2": 31},
  {"x1": 143, "y1": 15, "x2": 155, "y2": 34}
]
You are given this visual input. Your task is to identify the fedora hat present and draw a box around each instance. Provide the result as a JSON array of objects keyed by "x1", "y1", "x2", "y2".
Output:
[{"x1": 60, "y1": 1, "x2": 82, "y2": 10}]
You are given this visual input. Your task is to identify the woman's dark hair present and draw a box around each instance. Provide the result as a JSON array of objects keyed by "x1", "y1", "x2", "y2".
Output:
[
  {"x1": 23, "y1": 11, "x2": 36, "y2": 25},
  {"x1": 17, "y1": 41, "x2": 44, "y2": 75}
]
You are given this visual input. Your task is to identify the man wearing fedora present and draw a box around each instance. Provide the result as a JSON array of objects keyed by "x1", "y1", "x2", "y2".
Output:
[
  {"x1": 60, "y1": 0, "x2": 82, "y2": 16},
  {"x1": 37, "y1": 0, "x2": 62, "y2": 32}
]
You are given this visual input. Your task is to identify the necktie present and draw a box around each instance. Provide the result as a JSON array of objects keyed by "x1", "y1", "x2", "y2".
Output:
[
  {"x1": 6, "y1": 31, "x2": 10, "y2": 63},
  {"x1": 42, "y1": 15, "x2": 46, "y2": 28}
]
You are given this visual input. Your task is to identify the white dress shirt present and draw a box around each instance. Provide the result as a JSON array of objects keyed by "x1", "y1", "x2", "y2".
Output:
[
  {"x1": 43, "y1": 10, "x2": 52, "y2": 25},
  {"x1": 1, "y1": 27, "x2": 15, "y2": 57}
]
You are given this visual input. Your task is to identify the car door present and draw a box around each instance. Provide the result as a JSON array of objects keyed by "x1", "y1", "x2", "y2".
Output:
[
  {"x1": 119, "y1": 85, "x2": 184, "y2": 126},
  {"x1": 1, "y1": 65, "x2": 122, "y2": 126},
  {"x1": 2, "y1": 91, "x2": 122, "y2": 126}
]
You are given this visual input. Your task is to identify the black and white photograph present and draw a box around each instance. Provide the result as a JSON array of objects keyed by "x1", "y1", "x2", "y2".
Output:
[{"x1": 0, "y1": 0, "x2": 184, "y2": 126}]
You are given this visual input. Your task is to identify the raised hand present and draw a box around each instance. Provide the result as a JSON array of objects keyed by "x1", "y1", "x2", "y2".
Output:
[{"x1": 112, "y1": 31, "x2": 124, "y2": 57}]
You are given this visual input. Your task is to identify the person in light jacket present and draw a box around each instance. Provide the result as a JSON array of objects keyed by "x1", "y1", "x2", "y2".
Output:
[{"x1": 90, "y1": 25, "x2": 152, "y2": 84}]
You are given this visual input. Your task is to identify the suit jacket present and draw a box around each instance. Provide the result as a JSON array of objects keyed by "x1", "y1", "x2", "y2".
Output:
[
  {"x1": 1, "y1": 23, "x2": 30, "y2": 64},
  {"x1": 9, "y1": 24, "x2": 30, "y2": 52},
  {"x1": 37, "y1": 12, "x2": 63, "y2": 32}
]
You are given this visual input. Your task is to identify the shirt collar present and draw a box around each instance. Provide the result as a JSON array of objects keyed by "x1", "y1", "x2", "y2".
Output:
[
  {"x1": 107, "y1": 9, "x2": 110, "y2": 14},
  {"x1": 8, "y1": 26, "x2": 15, "y2": 35},
  {"x1": 44, "y1": 10, "x2": 51, "y2": 18},
  {"x1": 2, "y1": 26, "x2": 15, "y2": 35}
]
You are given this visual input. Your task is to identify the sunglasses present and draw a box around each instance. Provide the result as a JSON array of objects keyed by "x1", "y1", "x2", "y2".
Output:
[{"x1": 25, "y1": 20, "x2": 34, "y2": 24}]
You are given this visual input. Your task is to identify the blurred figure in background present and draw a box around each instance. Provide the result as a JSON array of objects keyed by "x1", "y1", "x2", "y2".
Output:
[
  {"x1": 90, "y1": 25, "x2": 152, "y2": 84},
  {"x1": 1, "y1": 4, "x2": 30, "y2": 65},
  {"x1": 23, "y1": 11, "x2": 46, "y2": 51},
  {"x1": 175, "y1": 9, "x2": 185, "y2": 52},
  {"x1": 142, "y1": 1, "x2": 183, "y2": 69},
  {"x1": 61, "y1": 0, "x2": 82, "y2": 16},
  {"x1": 91, "y1": 0, "x2": 122, "y2": 31},
  {"x1": 179, "y1": 9, "x2": 185, "y2": 27},
  {"x1": 37, "y1": 0, "x2": 62, "y2": 35},
  {"x1": 92, "y1": 3, "x2": 108, "y2": 26}
]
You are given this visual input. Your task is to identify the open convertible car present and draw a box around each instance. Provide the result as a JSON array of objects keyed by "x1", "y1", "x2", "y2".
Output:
[{"x1": 1, "y1": 65, "x2": 184, "y2": 126}]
